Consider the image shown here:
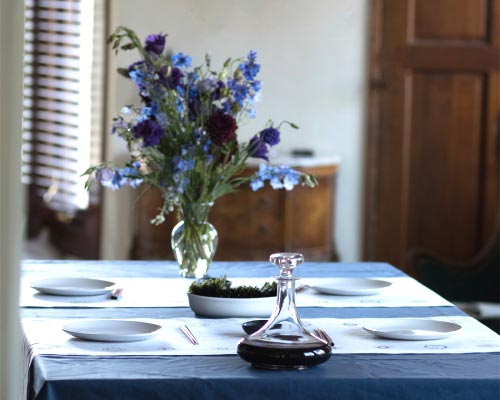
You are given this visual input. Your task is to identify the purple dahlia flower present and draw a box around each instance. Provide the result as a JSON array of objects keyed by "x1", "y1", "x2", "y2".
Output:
[{"x1": 205, "y1": 112, "x2": 238, "y2": 146}]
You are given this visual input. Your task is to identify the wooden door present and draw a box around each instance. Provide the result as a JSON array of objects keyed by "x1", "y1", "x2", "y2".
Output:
[{"x1": 364, "y1": 0, "x2": 499, "y2": 271}]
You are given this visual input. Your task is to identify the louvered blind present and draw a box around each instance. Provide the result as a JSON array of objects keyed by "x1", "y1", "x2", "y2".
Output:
[{"x1": 22, "y1": 0, "x2": 104, "y2": 215}]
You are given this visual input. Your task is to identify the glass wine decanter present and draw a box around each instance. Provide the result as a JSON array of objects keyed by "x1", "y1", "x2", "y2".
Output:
[{"x1": 237, "y1": 252, "x2": 332, "y2": 369}]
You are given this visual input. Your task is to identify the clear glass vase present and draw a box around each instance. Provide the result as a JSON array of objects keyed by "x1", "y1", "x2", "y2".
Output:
[{"x1": 171, "y1": 202, "x2": 218, "y2": 279}]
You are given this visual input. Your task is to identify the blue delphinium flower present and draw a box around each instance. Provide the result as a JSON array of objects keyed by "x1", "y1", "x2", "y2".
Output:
[
  {"x1": 110, "y1": 170, "x2": 125, "y2": 189},
  {"x1": 155, "y1": 112, "x2": 167, "y2": 127},
  {"x1": 95, "y1": 167, "x2": 115, "y2": 188},
  {"x1": 173, "y1": 155, "x2": 195, "y2": 173},
  {"x1": 120, "y1": 163, "x2": 144, "y2": 188},
  {"x1": 251, "y1": 80, "x2": 262, "y2": 92},
  {"x1": 228, "y1": 80, "x2": 250, "y2": 107},
  {"x1": 139, "y1": 106, "x2": 155, "y2": 121},
  {"x1": 172, "y1": 52, "x2": 192, "y2": 68},
  {"x1": 128, "y1": 62, "x2": 161, "y2": 100},
  {"x1": 172, "y1": 145, "x2": 199, "y2": 175},
  {"x1": 283, "y1": 170, "x2": 301, "y2": 190},
  {"x1": 144, "y1": 33, "x2": 167, "y2": 55},
  {"x1": 95, "y1": 167, "x2": 138, "y2": 190},
  {"x1": 129, "y1": 68, "x2": 144, "y2": 85},
  {"x1": 250, "y1": 178, "x2": 264, "y2": 191},
  {"x1": 128, "y1": 61, "x2": 144, "y2": 79},
  {"x1": 270, "y1": 175, "x2": 283, "y2": 189},
  {"x1": 104, "y1": 160, "x2": 143, "y2": 189},
  {"x1": 250, "y1": 164, "x2": 303, "y2": 192},
  {"x1": 239, "y1": 50, "x2": 260, "y2": 81}
]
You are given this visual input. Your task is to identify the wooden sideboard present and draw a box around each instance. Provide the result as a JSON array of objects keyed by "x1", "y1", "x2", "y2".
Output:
[{"x1": 131, "y1": 159, "x2": 338, "y2": 261}]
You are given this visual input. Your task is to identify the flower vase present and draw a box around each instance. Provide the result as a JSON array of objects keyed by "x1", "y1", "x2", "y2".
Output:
[{"x1": 171, "y1": 202, "x2": 218, "y2": 279}]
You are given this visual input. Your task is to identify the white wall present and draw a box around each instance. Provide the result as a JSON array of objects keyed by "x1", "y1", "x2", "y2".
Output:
[
  {"x1": 0, "y1": 0, "x2": 24, "y2": 397},
  {"x1": 105, "y1": 0, "x2": 368, "y2": 261}
]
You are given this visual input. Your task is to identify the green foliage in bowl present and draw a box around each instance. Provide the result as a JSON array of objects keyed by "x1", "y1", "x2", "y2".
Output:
[{"x1": 189, "y1": 275, "x2": 277, "y2": 298}]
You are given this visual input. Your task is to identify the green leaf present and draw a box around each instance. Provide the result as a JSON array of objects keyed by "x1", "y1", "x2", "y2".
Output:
[
  {"x1": 121, "y1": 43, "x2": 136, "y2": 51},
  {"x1": 81, "y1": 166, "x2": 95, "y2": 177}
]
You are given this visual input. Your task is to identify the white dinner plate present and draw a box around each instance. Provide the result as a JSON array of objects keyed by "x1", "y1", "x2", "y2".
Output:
[
  {"x1": 363, "y1": 318, "x2": 462, "y2": 340},
  {"x1": 31, "y1": 278, "x2": 116, "y2": 296},
  {"x1": 310, "y1": 278, "x2": 392, "y2": 296},
  {"x1": 63, "y1": 320, "x2": 162, "y2": 342},
  {"x1": 188, "y1": 293, "x2": 276, "y2": 318}
]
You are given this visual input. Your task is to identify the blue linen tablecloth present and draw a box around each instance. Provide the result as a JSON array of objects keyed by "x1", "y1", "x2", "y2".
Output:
[{"x1": 21, "y1": 260, "x2": 500, "y2": 400}]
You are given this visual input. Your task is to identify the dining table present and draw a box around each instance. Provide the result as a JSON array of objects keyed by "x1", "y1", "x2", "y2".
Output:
[{"x1": 20, "y1": 259, "x2": 500, "y2": 400}]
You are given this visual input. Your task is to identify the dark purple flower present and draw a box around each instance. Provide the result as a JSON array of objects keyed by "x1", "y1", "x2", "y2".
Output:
[
  {"x1": 214, "y1": 80, "x2": 225, "y2": 100},
  {"x1": 249, "y1": 135, "x2": 269, "y2": 161},
  {"x1": 133, "y1": 119, "x2": 164, "y2": 147},
  {"x1": 144, "y1": 33, "x2": 167, "y2": 55},
  {"x1": 260, "y1": 127, "x2": 281, "y2": 146},
  {"x1": 168, "y1": 67, "x2": 184, "y2": 89},
  {"x1": 187, "y1": 86, "x2": 201, "y2": 119},
  {"x1": 205, "y1": 112, "x2": 238, "y2": 146}
]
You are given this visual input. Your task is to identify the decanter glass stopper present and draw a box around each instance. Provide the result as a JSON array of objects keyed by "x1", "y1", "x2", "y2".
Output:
[{"x1": 269, "y1": 252, "x2": 304, "y2": 278}]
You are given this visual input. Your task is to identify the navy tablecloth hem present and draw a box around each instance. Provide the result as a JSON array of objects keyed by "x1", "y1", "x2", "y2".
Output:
[{"x1": 31, "y1": 353, "x2": 500, "y2": 400}]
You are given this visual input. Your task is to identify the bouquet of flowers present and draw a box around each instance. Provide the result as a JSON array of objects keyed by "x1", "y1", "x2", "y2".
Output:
[{"x1": 84, "y1": 27, "x2": 316, "y2": 277}]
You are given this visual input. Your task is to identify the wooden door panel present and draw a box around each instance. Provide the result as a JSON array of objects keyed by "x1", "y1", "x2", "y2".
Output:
[
  {"x1": 407, "y1": 73, "x2": 484, "y2": 259},
  {"x1": 364, "y1": 0, "x2": 499, "y2": 271},
  {"x1": 483, "y1": 72, "x2": 500, "y2": 241},
  {"x1": 414, "y1": 0, "x2": 488, "y2": 40}
]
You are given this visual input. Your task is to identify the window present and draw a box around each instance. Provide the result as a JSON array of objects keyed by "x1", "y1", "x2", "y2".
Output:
[{"x1": 22, "y1": 0, "x2": 107, "y2": 258}]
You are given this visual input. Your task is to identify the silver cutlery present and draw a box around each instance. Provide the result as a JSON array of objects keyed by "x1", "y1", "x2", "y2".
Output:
[
  {"x1": 109, "y1": 287, "x2": 123, "y2": 300},
  {"x1": 179, "y1": 324, "x2": 199, "y2": 345}
]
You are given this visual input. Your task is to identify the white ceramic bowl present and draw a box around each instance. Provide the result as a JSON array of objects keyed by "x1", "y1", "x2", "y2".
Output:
[{"x1": 187, "y1": 293, "x2": 276, "y2": 318}]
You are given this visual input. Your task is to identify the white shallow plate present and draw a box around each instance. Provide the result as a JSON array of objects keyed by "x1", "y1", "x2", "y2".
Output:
[
  {"x1": 31, "y1": 278, "x2": 116, "y2": 296},
  {"x1": 188, "y1": 293, "x2": 275, "y2": 318},
  {"x1": 310, "y1": 278, "x2": 392, "y2": 296},
  {"x1": 363, "y1": 319, "x2": 462, "y2": 340},
  {"x1": 63, "y1": 320, "x2": 162, "y2": 342}
]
